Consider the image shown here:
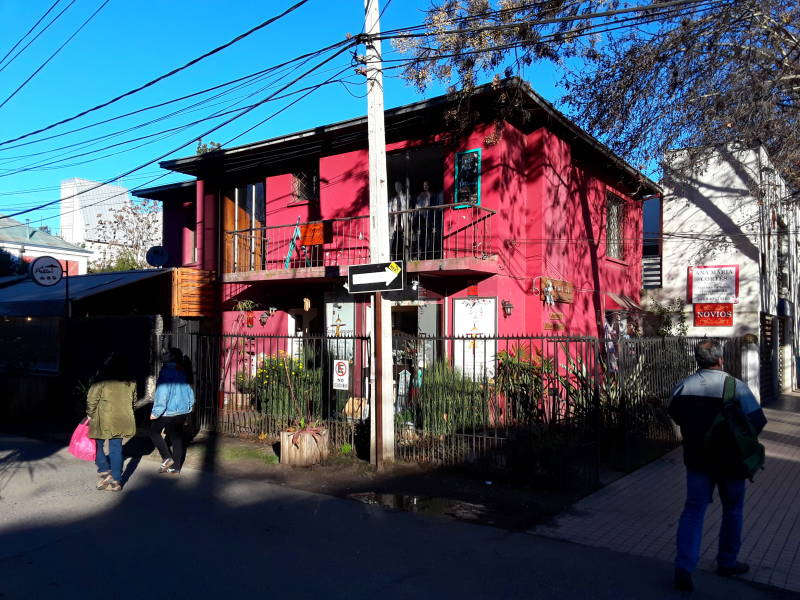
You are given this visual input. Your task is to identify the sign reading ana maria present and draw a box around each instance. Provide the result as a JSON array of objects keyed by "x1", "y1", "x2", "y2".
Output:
[{"x1": 688, "y1": 265, "x2": 739, "y2": 304}]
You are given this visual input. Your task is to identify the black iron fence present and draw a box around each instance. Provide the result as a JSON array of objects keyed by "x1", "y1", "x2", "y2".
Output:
[
  {"x1": 157, "y1": 332, "x2": 371, "y2": 453},
  {"x1": 152, "y1": 331, "x2": 747, "y2": 489},
  {"x1": 392, "y1": 334, "x2": 602, "y2": 489}
]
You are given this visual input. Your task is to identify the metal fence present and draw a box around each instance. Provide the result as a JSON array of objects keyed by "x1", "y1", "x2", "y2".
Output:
[
  {"x1": 392, "y1": 334, "x2": 602, "y2": 489},
  {"x1": 611, "y1": 335, "x2": 743, "y2": 471},
  {"x1": 157, "y1": 332, "x2": 371, "y2": 452},
  {"x1": 155, "y1": 330, "x2": 745, "y2": 489}
]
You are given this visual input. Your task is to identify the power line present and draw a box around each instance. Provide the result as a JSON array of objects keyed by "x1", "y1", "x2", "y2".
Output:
[
  {"x1": 0, "y1": 0, "x2": 312, "y2": 148},
  {"x1": 0, "y1": 0, "x2": 111, "y2": 110},
  {"x1": 0, "y1": 0, "x2": 76, "y2": 75},
  {"x1": 0, "y1": 41, "x2": 358, "y2": 225},
  {"x1": 0, "y1": 0, "x2": 64, "y2": 71}
]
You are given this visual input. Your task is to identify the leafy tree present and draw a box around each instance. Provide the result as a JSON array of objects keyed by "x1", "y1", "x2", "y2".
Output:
[
  {"x1": 90, "y1": 199, "x2": 161, "y2": 272},
  {"x1": 395, "y1": 0, "x2": 800, "y2": 191},
  {"x1": 196, "y1": 139, "x2": 222, "y2": 154}
]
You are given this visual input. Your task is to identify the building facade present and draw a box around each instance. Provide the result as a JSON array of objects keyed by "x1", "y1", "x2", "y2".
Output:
[
  {"x1": 137, "y1": 80, "x2": 658, "y2": 345},
  {"x1": 645, "y1": 144, "x2": 798, "y2": 399},
  {"x1": 0, "y1": 214, "x2": 91, "y2": 275}
]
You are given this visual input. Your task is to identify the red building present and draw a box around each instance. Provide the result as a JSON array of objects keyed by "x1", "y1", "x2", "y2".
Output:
[{"x1": 136, "y1": 79, "x2": 658, "y2": 341}]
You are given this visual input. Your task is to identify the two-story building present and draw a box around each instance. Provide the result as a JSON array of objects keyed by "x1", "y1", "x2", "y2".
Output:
[{"x1": 136, "y1": 79, "x2": 658, "y2": 347}]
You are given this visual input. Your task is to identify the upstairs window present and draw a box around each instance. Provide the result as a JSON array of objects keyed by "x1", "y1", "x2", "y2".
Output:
[
  {"x1": 292, "y1": 162, "x2": 319, "y2": 204},
  {"x1": 606, "y1": 193, "x2": 624, "y2": 260}
]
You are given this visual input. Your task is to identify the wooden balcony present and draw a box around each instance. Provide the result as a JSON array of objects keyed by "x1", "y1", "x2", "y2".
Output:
[{"x1": 222, "y1": 203, "x2": 498, "y2": 283}]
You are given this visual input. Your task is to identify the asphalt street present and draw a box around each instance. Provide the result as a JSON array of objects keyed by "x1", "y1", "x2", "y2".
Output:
[{"x1": 0, "y1": 435, "x2": 793, "y2": 599}]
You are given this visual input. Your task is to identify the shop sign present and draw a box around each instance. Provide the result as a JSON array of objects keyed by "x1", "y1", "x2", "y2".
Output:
[
  {"x1": 688, "y1": 265, "x2": 739, "y2": 303},
  {"x1": 544, "y1": 321, "x2": 566, "y2": 331},
  {"x1": 30, "y1": 256, "x2": 63, "y2": 287},
  {"x1": 693, "y1": 303, "x2": 734, "y2": 327},
  {"x1": 540, "y1": 278, "x2": 574, "y2": 304},
  {"x1": 332, "y1": 359, "x2": 349, "y2": 390}
]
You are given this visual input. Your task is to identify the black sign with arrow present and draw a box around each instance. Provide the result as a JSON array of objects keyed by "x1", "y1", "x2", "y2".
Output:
[{"x1": 347, "y1": 261, "x2": 404, "y2": 294}]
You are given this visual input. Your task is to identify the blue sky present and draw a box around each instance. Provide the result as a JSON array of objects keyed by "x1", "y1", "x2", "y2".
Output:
[{"x1": 0, "y1": 0, "x2": 566, "y2": 230}]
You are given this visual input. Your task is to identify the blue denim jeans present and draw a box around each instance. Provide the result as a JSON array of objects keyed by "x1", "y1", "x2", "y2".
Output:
[
  {"x1": 95, "y1": 438, "x2": 123, "y2": 482},
  {"x1": 676, "y1": 469, "x2": 746, "y2": 572}
]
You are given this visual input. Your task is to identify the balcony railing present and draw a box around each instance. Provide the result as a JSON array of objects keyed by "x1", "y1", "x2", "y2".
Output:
[{"x1": 223, "y1": 203, "x2": 495, "y2": 274}]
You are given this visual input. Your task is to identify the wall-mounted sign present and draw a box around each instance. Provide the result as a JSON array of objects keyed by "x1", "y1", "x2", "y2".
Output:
[
  {"x1": 688, "y1": 265, "x2": 739, "y2": 304},
  {"x1": 332, "y1": 359, "x2": 350, "y2": 390},
  {"x1": 694, "y1": 303, "x2": 734, "y2": 327},
  {"x1": 30, "y1": 256, "x2": 63, "y2": 287},
  {"x1": 540, "y1": 278, "x2": 574, "y2": 304},
  {"x1": 544, "y1": 321, "x2": 566, "y2": 331}
]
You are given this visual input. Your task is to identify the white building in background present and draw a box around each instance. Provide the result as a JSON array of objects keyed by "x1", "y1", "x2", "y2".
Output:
[
  {"x1": 645, "y1": 144, "x2": 798, "y2": 400},
  {"x1": 59, "y1": 178, "x2": 162, "y2": 267}
]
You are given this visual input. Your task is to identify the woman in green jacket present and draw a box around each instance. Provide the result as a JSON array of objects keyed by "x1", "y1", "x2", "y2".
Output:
[{"x1": 86, "y1": 361, "x2": 137, "y2": 491}]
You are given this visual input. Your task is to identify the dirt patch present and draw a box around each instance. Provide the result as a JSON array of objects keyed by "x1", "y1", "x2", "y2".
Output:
[{"x1": 138, "y1": 431, "x2": 584, "y2": 531}]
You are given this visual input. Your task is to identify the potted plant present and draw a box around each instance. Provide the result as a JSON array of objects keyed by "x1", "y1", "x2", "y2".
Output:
[
  {"x1": 234, "y1": 299, "x2": 259, "y2": 328},
  {"x1": 273, "y1": 350, "x2": 329, "y2": 466}
]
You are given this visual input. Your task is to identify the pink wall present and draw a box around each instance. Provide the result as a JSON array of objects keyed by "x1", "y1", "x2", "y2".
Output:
[{"x1": 183, "y1": 114, "x2": 644, "y2": 339}]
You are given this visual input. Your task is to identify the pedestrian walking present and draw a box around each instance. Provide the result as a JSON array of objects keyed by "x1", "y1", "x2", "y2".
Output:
[
  {"x1": 87, "y1": 358, "x2": 137, "y2": 492},
  {"x1": 150, "y1": 348, "x2": 195, "y2": 475},
  {"x1": 667, "y1": 339, "x2": 767, "y2": 592}
]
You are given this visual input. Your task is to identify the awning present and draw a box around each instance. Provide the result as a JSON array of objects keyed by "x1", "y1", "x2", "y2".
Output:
[
  {"x1": 605, "y1": 292, "x2": 642, "y2": 312},
  {"x1": 0, "y1": 269, "x2": 171, "y2": 316}
]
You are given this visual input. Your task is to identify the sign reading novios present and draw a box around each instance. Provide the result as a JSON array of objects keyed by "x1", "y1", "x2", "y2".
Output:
[
  {"x1": 30, "y1": 256, "x2": 64, "y2": 287},
  {"x1": 688, "y1": 265, "x2": 739, "y2": 304},
  {"x1": 694, "y1": 303, "x2": 734, "y2": 327}
]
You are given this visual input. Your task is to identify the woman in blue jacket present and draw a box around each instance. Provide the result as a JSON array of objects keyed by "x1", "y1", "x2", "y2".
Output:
[{"x1": 150, "y1": 347, "x2": 195, "y2": 474}]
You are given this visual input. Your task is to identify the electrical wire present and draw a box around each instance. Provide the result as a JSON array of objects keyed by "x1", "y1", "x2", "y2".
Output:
[
  {"x1": 0, "y1": 41, "x2": 358, "y2": 226},
  {"x1": 0, "y1": 1, "x2": 77, "y2": 76},
  {"x1": 0, "y1": 0, "x2": 312, "y2": 147},
  {"x1": 0, "y1": 0, "x2": 111, "y2": 110},
  {"x1": 0, "y1": 0, "x2": 64, "y2": 72}
]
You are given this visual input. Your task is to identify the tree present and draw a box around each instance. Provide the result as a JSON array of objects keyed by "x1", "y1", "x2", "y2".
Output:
[
  {"x1": 0, "y1": 247, "x2": 26, "y2": 276},
  {"x1": 394, "y1": 0, "x2": 800, "y2": 192},
  {"x1": 196, "y1": 139, "x2": 222, "y2": 154},
  {"x1": 90, "y1": 199, "x2": 161, "y2": 272}
]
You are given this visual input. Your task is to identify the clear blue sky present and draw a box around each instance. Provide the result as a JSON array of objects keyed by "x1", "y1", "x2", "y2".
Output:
[{"x1": 0, "y1": 0, "x2": 566, "y2": 231}]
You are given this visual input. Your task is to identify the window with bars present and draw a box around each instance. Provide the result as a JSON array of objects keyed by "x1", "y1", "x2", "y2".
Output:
[
  {"x1": 291, "y1": 163, "x2": 319, "y2": 204},
  {"x1": 606, "y1": 193, "x2": 624, "y2": 260}
]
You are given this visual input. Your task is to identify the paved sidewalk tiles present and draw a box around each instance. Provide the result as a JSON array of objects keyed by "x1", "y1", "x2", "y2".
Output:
[{"x1": 534, "y1": 406, "x2": 800, "y2": 593}]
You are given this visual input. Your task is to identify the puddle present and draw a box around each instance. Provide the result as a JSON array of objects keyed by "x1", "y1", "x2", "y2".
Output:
[{"x1": 347, "y1": 492, "x2": 500, "y2": 526}]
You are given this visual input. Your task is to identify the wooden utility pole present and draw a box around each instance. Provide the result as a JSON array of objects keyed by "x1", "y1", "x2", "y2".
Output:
[{"x1": 364, "y1": 0, "x2": 393, "y2": 467}]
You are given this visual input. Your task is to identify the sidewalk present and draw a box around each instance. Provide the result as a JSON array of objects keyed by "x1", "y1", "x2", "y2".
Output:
[
  {"x1": 0, "y1": 435, "x2": 793, "y2": 599},
  {"x1": 535, "y1": 398, "x2": 800, "y2": 593}
]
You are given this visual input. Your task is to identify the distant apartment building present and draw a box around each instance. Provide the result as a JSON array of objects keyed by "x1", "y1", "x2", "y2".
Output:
[{"x1": 60, "y1": 178, "x2": 162, "y2": 267}]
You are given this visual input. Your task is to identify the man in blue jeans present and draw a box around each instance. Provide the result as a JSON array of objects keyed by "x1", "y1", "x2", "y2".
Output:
[{"x1": 667, "y1": 339, "x2": 767, "y2": 592}]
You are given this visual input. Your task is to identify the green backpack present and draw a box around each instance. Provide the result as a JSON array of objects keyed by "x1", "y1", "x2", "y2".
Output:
[{"x1": 703, "y1": 376, "x2": 765, "y2": 480}]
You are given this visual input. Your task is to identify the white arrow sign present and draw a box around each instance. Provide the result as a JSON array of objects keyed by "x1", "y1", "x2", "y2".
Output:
[{"x1": 352, "y1": 266, "x2": 397, "y2": 287}]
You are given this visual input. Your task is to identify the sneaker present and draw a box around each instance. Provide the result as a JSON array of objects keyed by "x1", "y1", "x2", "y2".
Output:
[
  {"x1": 717, "y1": 562, "x2": 749, "y2": 577},
  {"x1": 159, "y1": 458, "x2": 174, "y2": 473},
  {"x1": 165, "y1": 468, "x2": 180, "y2": 475},
  {"x1": 104, "y1": 480, "x2": 122, "y2": 492},
  {"x1": 674, "y1": 568, "x2": 693, "y2": 592}
]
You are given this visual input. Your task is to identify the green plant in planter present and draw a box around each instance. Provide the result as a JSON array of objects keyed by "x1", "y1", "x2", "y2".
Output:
[{"x1": 244, "y1": 351, "x2": 322, "y2": 423}]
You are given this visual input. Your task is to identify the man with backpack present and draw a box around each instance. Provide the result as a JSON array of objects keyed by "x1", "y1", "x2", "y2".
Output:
[{"x1": 667, "y1": 339, "x2": 767, "y2": 592}]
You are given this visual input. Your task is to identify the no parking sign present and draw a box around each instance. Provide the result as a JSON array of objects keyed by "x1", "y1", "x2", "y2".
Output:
[{"x1": 332, "y1": 359, "x2": 349, "y2": 391}]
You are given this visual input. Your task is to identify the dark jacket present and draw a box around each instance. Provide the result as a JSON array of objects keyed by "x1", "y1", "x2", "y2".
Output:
[
  {"x1": 668, "y1": 368, "x2": 767, "y2": 474},
  {"x1": 87, "y1": 380, "x2": 137, "y2": 439}
]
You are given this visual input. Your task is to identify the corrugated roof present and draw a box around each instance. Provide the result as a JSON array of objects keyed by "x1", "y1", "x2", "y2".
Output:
[
  {"x1": 0, "y1": 215, "x2": 91, "y2": 253},
  {"x1": 0, "y1": 268, "x2": 171, "y2": 316}
]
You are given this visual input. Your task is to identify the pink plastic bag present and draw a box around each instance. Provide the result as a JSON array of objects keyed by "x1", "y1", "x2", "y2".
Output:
[{"x1": 68, "y1": 418, "x2": 96, "y2": 462}]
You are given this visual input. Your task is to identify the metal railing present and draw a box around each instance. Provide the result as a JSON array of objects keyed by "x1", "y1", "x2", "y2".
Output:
[
  {"x1": 223, "y1": 203, "x2": 495, "y2": 273},
  {"x1": 158, "y1": 332, "x2": 371, "y2": 452}
]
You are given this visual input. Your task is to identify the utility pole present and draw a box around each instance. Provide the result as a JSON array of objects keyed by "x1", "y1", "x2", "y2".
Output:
[{"x1": 364, "y1": 0, "x2": 394, "y2": 467}]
